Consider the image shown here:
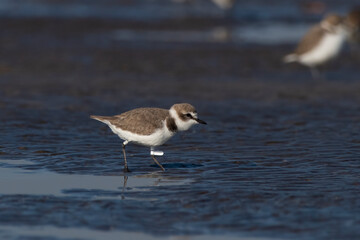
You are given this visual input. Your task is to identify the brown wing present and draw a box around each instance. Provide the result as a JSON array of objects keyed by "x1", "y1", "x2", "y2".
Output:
[
  {"x1": 109, "y1": 108, "x2": 169, "y2": 135},
  {"x1": 294, "y1": 25, "x2": 325, "y2": 55}
]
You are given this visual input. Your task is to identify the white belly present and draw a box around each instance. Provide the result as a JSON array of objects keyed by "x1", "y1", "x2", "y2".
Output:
[
  {"x1": 104, "y1": 120, "x2": 175, "y2": 147},
  {"x1": 299, "y1": 32, "x2": 345, "y2": 67}
]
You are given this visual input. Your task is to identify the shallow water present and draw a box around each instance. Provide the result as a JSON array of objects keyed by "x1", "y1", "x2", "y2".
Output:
[
  {"x1": 1, "y1": 1, "x2": 360, "y2": 240},
  {"x1": 1, "y1": 96, "x2": 360, "y2": 239},
  {"x1": 0, "y1": 226, "x2": 276, "y2": 240},
  {"x1": 0, "y1": 159, "x2": 192, "y2": 199}
]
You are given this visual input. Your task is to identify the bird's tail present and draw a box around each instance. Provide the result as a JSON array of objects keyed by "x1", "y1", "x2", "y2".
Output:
[
  {"x1": 90, "y1": 115, "x2": 110, "y2": 124},
  {"x1": 283, "y1": 54, "x2": 298, "y2": 63}
]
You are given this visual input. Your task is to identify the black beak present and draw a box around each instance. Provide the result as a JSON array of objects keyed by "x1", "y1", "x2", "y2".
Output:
[{"x1": 196, "y1": 118, "x2": 207, "y2": 124}]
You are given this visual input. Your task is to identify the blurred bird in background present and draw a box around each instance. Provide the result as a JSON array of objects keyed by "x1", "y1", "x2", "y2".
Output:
[
  {"x1": 283, "y1": 13, "x2": 349, "y2": 80},
  {"x1": 211, "y1": 0, "x2": 235, "y2": 10},
  {"x1": 172, "y1": 0, "x2": 235, "y2": 11}
]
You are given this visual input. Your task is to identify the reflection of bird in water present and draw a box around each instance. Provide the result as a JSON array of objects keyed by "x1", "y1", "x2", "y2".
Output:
[
  {"x1": 211, "y1": 26, "x2": 232, "y2": 42},
  {"x1": 283, "y1": 14, "x2": 348, "y2": 80},
  {"x1": 345, "y1": 6, "x2": 360, "y2": 44},
  {"x1": 121, "y1": 175, "x2": 128, "y2": 200}
]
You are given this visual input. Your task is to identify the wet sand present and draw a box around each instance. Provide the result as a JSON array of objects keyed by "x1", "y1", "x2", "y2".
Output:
[{"x1": 0, "y1": 17, "x2": 360, "y2": 102}]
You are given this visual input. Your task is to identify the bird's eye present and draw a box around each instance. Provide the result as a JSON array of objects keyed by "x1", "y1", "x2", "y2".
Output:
[{"x1": 186, "y1": 113, "x2": 192, "y2": 118}]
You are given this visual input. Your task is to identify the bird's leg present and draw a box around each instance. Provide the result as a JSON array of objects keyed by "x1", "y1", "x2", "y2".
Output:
[
  {"x1": 122, "y1": 140, "x2": 130, "y2": 172},
  {"x1": 350, "y1": 42, "x2": 360, "y2": 60},
  {"x1": 151, "y1": 155, "x2": 165, "y2": 171},
  {"x1": 150, "y1": 147, "x2": 165, "y2": 171},
  {"x1": 121, "y1": 175, "x2": 128, "y2": 200},
  {"x1": 310, "y1": 67, "x2": 323, "y2": 81}
]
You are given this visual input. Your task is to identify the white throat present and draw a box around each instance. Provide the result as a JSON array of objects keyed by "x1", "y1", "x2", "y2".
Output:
[{"x1": 169, "y1": 108, "x2": 197, "y2": 132}]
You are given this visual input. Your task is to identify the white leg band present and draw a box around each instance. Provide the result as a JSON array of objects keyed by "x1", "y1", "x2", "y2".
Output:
[{"x1": 150, "y1": 147, "x2": 164, "y2": 156}]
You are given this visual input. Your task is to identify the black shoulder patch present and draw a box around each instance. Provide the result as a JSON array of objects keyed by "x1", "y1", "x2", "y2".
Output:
[{"x1": 166, "y1": 117, "x2": 178, "y2": 132}]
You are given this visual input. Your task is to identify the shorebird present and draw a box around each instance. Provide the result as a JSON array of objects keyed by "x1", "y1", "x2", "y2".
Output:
[
  {"x1": 283, "y1": 13, "x2": 348, "y2": 80},
  {"x1": 211, "y1": 0, "x2": 235, "y2": 11},
  {"x1": 173, "y1": 0, "x2": 235, "y2": 11},
  {"x1": 91, "y1": 103, "x2": 206, "y2": 172}
]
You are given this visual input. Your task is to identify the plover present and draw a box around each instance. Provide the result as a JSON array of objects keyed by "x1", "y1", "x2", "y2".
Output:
[
  {"x1": 212, "y1": 0, "x2": 235, "y2": 10},
  {"x1": 91, "y1": 103, "x2": 206, "y2": 172},
  {"x1": 345, "y1": 7, "x2": 360, "y2": 44},
  {"x1": 283, "y1": 13, "x2": 348, "y2": 79}
]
